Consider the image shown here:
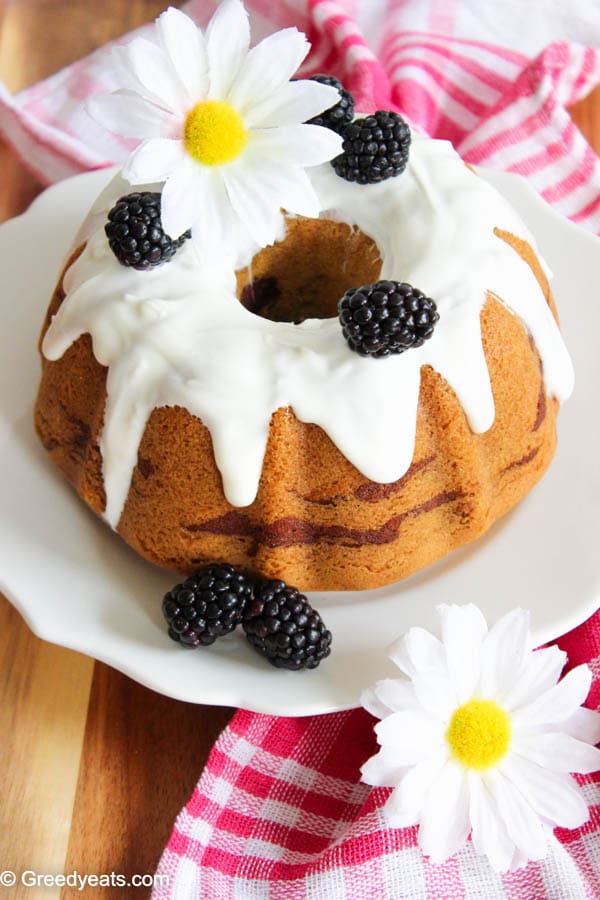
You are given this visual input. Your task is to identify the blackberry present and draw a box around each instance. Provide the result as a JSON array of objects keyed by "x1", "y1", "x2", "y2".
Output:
[
  {"x1": 105, "y1": 192, "x2": 190, "y2": 270},
  {"x1": 332, "y1": 110, "x2": 411, "y2": 184},
  {"x1": 162, "y1": 564, "x2": 252, "y2": 648},
  {"x1": 306, "y1": 74, "x2": 355, "y2": 134},
  {"x1": 339, "y1": 280, "x2": 439, "y2": 358},
  {"x1": 243, "y1": 580, "x2": 332, "y2": 670}
]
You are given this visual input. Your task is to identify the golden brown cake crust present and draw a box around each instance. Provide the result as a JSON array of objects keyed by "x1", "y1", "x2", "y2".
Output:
[{"x1": 35, "y1": 230, "x2": 560, "y2": 591}]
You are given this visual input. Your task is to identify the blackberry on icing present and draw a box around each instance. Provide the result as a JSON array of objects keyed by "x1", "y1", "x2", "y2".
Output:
[
  {"x1": 105, "y1": 192, "x2": 190, "y2": 270},
  {"x1": 339, "y1": 281, "x2": 439, "y2": 357},
  {"x1": 332, "y1": 110, "x2": 411, "y2": 184}
]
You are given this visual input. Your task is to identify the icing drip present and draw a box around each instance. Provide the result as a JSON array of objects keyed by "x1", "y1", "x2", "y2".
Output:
[{"x1": 42, "y1": 136, "x2": 574, "y2": 529}]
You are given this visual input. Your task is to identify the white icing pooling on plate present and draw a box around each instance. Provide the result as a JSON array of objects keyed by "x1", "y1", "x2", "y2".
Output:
[{"x1": 42, "y1": 137, "x2": 574, "y2": 528}]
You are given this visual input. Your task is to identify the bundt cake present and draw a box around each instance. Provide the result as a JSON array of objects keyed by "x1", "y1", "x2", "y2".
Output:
[{"x1": 33, "y1": 5, "x2": 573, "y2": 592}]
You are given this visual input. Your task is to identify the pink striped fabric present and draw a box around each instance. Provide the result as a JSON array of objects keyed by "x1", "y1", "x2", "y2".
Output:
[
  {"x1": 0, "y1": 0, "x2": 599, "y2": 231},
  {"x1": 2, "y1": 1, "x2": 600, "y2": 896}
]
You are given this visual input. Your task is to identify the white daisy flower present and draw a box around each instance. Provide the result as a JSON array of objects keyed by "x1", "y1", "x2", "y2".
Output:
[
  {"x1": 87, "y1": 1, "x2": 343, "y2": 261},
  {"x1": 361, "y1": 604, "x2": 600, "y2": 872}
]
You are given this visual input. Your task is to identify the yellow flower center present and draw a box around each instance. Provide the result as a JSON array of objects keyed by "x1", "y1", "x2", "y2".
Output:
[
  {"x1": 183, "y1": 100, "x2": 247, "y2": 166},
  {"x1": 446, "y1": 699, "x2": 511, "y2": 770}
]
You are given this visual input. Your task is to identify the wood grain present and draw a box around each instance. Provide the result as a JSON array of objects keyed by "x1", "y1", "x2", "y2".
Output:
[
  {"x1": 0, "y1": 3, "x2": 230, "y2": 898},
  {"x1": 569, "y1": 85, "x2": 600, "y2": 144},
  {"x1": 0, "y1": 142, "x2": 41, "y2": 222},
  {"x1": 0, "y1": 0, "x2": 170, "y2": 91},
  {"x1": 0, "y1": 3, "x2": 599, "y2": 898},
  {"x1": 62, "y1": 667, "x2": 232, "y2": 897},
  {"x1": 0, "y1": 600, "x2": 94, "y2": 900}
]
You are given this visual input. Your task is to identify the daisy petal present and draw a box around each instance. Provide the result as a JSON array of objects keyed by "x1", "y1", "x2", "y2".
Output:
[
  {"x1": 419, "y1": 761, "x2": 470, "y2": 863},
  {"x1": 411, "y1": 668, "x2": 457, "y2": 721},
  {"x1": 108, "y1": 45, "x2": 139, "y2": 96},
  {"x1": 500, "y1": 754, "x2": 589, "y2": 829},
  {"x1": 388, "y1": 626, "x2": 445, "y2": 679},
  {"x1": 383, "y1": 785, "x2": 421, "y2": 829},
  {"x1": 160, "y1": 155, "x2": 205, "y2": 237},
  {"x1": 513, "y1": 731, "x2": 600, "y2": 774},
  {"x1": 361, "y1": 685, "x2": 394, "y2": 721},
  {"x1": 122, "y1": 138, "x2": 185, "y2": 187},
  {"x1": 502, "y1": 645, "x2": 566, "y2": 712},
  {"x1": 230, "y1": 152, "x2": 321, "y2": 220},
  {"x1": 513, "y1": 664, "x2": 593, "y2": 728},
  {"x1": 486, "y1": 770, "x2": 547, "y2": 861},
  {"x1": 156, "y1": 7, "x2": 209, "y2": 103},
  {"x1": 479, "y1": 608, "x2": 530, "y2": 700},
  {"x1": 509, "y1": 847, "x2": 533, "y2": 871},
  {"x1": 249, "y1": 124, "x2": 343, "y2": 168},
  {"x1": 374, "y1": 709, "x2": 444, "y2": 762},
  {"x1": 244, "y1": 79, "x2": 342, "y2": 129},
  {"x1": 87, "y1": 91, "x2": 177, "y2": 140},
  {"x1": 206, "y1": 0, "x2": 250, "y2": 99},
  {"x1": 264, "y1": 170, "x2": 319, "y2": 219},
  {"x1": 115, "y1": 37, "x2": 188, "y2": 115},
  {"x1": 361, "y1": 678, "x2": 418, "y2": 719},
  {"x1": 229, "y1": 27, "x2": 311, "y2": 112},
  {"x1": 222, "y1": 166, "x2": 283, "y2": 247},
  {"x1": 562, "y1": 706, "x2": 600, "y2": 744},
  {"x1": 469, "y1": 773, "x2": 516, "y2": 872},
  {"x1": 188, "y1": 168, "x2": 258, "y2": 266},
  {"x1": 438, "y1": 604, "x2": 487, "y2": 703},
  {"x1": 360, "y1": 745, "x2": 410, "y2": 788},
  {"x1": 384, "y1": 749, "x2": 448, "y2": 827}
]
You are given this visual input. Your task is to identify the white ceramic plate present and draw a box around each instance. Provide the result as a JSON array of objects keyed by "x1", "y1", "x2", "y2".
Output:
[{"x1": 1, "y1": 167, "x2": 599, "y2": 715}]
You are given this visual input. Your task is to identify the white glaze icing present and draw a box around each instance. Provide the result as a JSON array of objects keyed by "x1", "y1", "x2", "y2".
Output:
[{"x1": 42, "y1": 136, "x2": 574, "y2": 528}]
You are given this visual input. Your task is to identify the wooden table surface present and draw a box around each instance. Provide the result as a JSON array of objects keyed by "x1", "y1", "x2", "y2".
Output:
[{"x1": 0, "y1": 3, "x2": 599, "y2": 897}]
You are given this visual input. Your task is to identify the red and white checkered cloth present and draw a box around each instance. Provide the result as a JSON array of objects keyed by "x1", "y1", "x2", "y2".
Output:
[
  {"x1": 2, "y1": 1, "x2": 600, "y2": 897},
  {"x1": 151, "y1": 618, "x2": 600, "y2": 899}
]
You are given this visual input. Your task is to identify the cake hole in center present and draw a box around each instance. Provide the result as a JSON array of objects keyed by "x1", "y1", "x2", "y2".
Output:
[{"x1": 236, "y1": 217, "x2": 382, "y2": 323}]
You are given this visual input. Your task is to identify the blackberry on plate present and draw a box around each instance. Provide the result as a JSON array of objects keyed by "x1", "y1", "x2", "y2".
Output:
[
  {"x1": 339, "y1": 280, "x2": 439, "y2": 358},
  {"x1": 332, "y1": 110, "x2": 411, "y2": 184},
  {"x1": 105, "y1": 192, "x2": 190, "y2": 270},
  {"x1": 306, "y1": 74, "x2": 355, "y2": 134},
  {"x1": 243, "y1": 580, "x2": 332, "y2": 670},
  {"x1": 162, "y1": 563, "x2": 252, "y2": 648}
]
